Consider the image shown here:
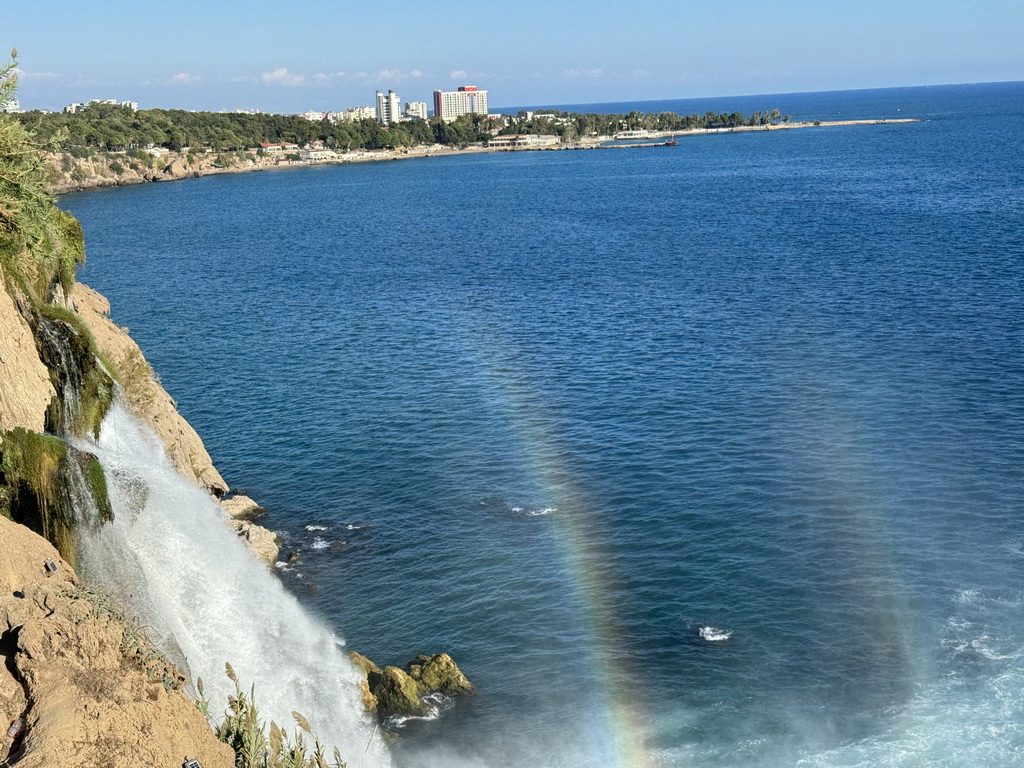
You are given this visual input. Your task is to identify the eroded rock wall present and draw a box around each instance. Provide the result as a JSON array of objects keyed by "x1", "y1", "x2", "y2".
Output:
[{"x1": 0, "y1": 516, "x2": 234, "y2": 768}]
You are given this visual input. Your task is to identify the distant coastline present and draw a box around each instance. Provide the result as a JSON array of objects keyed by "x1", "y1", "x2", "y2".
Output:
[{"x1": 50, "y1": 118, "x2": 919, "y2": 196}]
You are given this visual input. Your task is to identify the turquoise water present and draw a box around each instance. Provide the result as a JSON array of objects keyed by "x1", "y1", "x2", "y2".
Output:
[{"x1": 64, "y1": 82, "x2": 1024, "y2": 766}]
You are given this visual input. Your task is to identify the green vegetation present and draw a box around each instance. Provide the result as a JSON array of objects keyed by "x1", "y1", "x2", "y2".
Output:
[
  {"x1": 0, "y1": 53, "x2": 117, "y2": 557},
  {"x1": 0, "y1": 427, "x2": 112, "y2": 566},
  {"x1": 202, "y1": 664, "x2": 349, "y2": 768},
  {"x1": 498, "y1": 106, "x2": 788, "y2": 142},
  {"x1": 15, "y1": 93, "x2": 791, "y2": 156},
  {"x1": 36, "y1": 302, "x2": 117, "y2": 437},
  {"x1": 18, "y1": 102, "x2": 440, "y2": 152},
  {"x1": 0, "y1": 56, "x2": 85, "y2": 300},
  {"x1": 1, "y1": 52, "x2": 116, "y2": 438}
]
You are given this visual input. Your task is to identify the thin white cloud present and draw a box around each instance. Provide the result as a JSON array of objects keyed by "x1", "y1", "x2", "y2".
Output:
[
  {"x1": 374, "y1": 68, "x2": 423, "y2": 83},
  {"x1": 313, "y1": 71, "x2": 346, "y2": 83},
  {"x1": 348, "y1": 69, "x2": 425, "y2": 85},
  {"x1": 449, "y1": 69, "x2": 468, "y2": 80},
  {"x1": 261, "y1": 67, "x2": 305, "y2": 87},
  {"x1": 563, "y1": 68, "x2": 605, "y2": 79},
  {"x1": 13, "y1": 68, "x2": 59, "y2": 80},
  {"x1": 170, "y1": 72, "x2": 199, "y2": 85}
]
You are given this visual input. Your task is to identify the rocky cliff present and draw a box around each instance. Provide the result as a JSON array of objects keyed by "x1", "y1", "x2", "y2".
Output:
[
  {"x1": 0, "y1": 516, "x2": 234, "y2": 768},
  {"x1": 1, "y1": 72, "x2": 281, "y2": 765}
]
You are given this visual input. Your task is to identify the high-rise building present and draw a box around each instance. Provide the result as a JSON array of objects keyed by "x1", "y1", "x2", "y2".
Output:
[
  {"x1": 375, "y1": 90, "x2": 401, "y2": 125},
  {"x1": 405, "y1": 101, "x2": 428, "y2": 120},
  {"x1": 432, "y1": 86, "x2": 489, "y2": 122}
]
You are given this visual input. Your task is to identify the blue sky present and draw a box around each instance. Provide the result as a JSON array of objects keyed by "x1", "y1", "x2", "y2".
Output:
[{"x1": 5, "y1": 0, "x2": 1023, "y2": 113}]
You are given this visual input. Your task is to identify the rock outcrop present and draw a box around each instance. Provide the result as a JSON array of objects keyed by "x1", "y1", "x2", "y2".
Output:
[
  {"x1": 220, "y1": 494, "x2": 267, "y2": 521},
  {"x1": 70, "y1": 283, "x2": 280, "y2": 565},
  {"x1": 0, "y1": 516, "x2": 234, "y2": 768},
  {"x1": 228, "y1": 519, "x2": 281, "y2": 567},
  {"x1": 0, "y1": 264, "x2": 54, "y2": 434},
  {"x1": 70, "y1": 283, "x2": 227, "y2": 497},
  {"x1": 350, "y1": 652, "x2": 474, "y2": 721}
]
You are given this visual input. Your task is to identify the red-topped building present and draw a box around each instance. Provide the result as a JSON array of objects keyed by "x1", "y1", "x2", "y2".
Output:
[{"x1": 433, "y1": 86, "x2": 489, "y2": 122}]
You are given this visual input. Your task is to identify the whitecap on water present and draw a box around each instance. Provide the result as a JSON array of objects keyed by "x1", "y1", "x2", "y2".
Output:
[
  {"x1": 304, "y1": 524, "x2": 329, "y2": 532},
  {"x1": 528, "y1": 507, "x2": 556, "y2": 516},
  {"x1": 384, "y1": 692, "x2": 454, "y2": 729},
  {"x1": 699, "y1": 626, "x2": 732, "y2": 642},
  {"x1": 310, "y1": 537, "x2": 330, "y2": 550}
]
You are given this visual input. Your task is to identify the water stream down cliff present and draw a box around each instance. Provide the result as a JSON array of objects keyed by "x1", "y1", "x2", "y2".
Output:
[{"x1": 73, "y1": 402, "x2": 392, "y2": 767}]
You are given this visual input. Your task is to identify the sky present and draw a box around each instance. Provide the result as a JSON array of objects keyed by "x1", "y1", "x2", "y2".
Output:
[{"x1": 4, "y1": 0, "x2": 1024, "y2": 113}]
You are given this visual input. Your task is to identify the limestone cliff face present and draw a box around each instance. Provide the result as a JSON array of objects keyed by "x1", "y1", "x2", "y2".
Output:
[
  {"x1": 70, "y1": 283, "x2": 228, "y2": 496},
  {"x1": 0, "y1": 516, "x2": 234, "y2": 768},
  {"x1": 69, "y1": 283, "x2": 280, "y2": 565},
  {"x1": 0, "y1": 263, "x2": 55, "y2": 434}
]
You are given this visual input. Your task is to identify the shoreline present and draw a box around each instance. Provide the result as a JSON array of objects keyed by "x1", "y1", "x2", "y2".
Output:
[{"x1": 50, "y1": 118, "x2": 920, "y2": 195}]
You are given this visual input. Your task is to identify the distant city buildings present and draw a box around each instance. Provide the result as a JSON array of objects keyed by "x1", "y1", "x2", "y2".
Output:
[
  {"x1": 64, "y1": 99, "x2": 137, "y2": 114},
  {"x1": 0, "y1": 98, "x2": 20, "y2": 113},
  {"x1": 488, "y1": 134, "x2": 559, "y2": 148},
  {"x1": 375, "y1": 90, "x2": 401, "y2": 125},
  {"x1": 336, "y1": 106, "x2": 376, "y2": 122},
  {"x1": 404, "y1": 101, "x2": 427, "y2": 120},
  {"x1": 433, "y1": 86, "x2": 488, "y2": 122}
]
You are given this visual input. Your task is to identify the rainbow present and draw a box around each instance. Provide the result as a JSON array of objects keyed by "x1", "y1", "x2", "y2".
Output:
[{"x1": 468, "y1": 322, "x2": 653, "y2": 767}]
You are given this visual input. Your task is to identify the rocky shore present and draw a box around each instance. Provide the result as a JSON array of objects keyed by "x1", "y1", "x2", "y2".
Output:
[
  {"x1": 46, "y1": 118, "x2": 919, "y2": 195},
  {"x1": 1, "y1": 203, "x2": 471, "y2": 766},
  {"x1": 0, "y1": 516, "x2": 234, "y2": 768}
]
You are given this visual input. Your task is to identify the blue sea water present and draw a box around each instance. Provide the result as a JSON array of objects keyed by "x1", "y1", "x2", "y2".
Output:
[{"x1": 63, "y1": 82, "x2": 1024, "y2": 766}]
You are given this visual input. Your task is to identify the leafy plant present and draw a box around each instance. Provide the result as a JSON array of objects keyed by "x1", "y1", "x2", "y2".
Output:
[{"x1": 207, "y1": 663, "x2": 347, "y2": 768}]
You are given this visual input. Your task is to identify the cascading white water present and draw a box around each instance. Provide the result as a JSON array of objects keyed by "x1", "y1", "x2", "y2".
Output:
[{"x1": 74, "y1": 402, "x2": 391, "y2": 767}]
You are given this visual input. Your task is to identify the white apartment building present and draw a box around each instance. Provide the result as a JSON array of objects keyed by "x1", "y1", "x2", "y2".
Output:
[
  {"x1": 488, "y1": 134, "x2": 560, "y2": 148},
  {"x1": 336, "y1": 106, "x2": 376, "y2": 122},
  {"x1": 432, "y1": 86, "x2": 489, "y2": 122},
  {"x1": 405, "y1": 101, "x2": 428, "y2": 120},
  {"x1": 375, "y1": 90, "x2": 402, "y2": 125}
]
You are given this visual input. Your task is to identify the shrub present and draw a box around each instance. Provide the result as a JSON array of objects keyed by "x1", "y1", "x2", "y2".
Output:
[{"x1": 205, "y1": 663, "x2": 348, "y2": 768}]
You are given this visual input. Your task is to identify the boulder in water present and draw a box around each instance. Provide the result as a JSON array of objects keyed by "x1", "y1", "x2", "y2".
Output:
[
  {"x1": 407, "y1": 653, "x2": 474, "y2": 695},
  {"x1": 227, "y1": 520, "x2": 280, "y2": 566},
  {"x1": 350, "y1": 651, "x2": 473, "y2": 720},
  {"x1": 371, "y1": 666, "x2": 432, "y2": 718},
  {"x1": 219, "y1": 494, "x2": 267, "y2": 521}
]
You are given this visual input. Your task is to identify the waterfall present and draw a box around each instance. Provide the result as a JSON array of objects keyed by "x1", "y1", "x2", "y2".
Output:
[
  {"x1": 73, "y1": 402, "x2": 391, "y2": 767},
  {"x1": 33, "y1": 313, "x2": 86, "y2": 435}
]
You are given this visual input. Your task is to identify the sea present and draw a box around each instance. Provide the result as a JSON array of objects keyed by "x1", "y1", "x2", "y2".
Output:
[{"x1": 62, "y1": 81, "x2": 1024, "y2": 767}]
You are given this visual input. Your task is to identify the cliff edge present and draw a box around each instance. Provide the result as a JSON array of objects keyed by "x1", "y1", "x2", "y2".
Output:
[
  {"x1": 0, "y1": 515, "x2": 234, "y2": 768},
  {"x1": 1, "y1": 63, "x2": 279, "y2": 766}
]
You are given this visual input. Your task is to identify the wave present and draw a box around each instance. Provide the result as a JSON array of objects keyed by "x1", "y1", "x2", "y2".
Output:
[
  {"x1": 699, "y1": 626, "x2": 732, "y2": 642},
  {"x1": 384, "y1": 692, "x2": 454, "y2": 729}
]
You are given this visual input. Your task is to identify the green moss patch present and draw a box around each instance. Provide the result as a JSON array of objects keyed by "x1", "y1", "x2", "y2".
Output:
[{"x1": 0, "y1": 427, "x2": 114, "y2": 565}]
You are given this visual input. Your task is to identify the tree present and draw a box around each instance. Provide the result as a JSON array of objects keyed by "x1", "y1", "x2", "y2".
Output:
[{"x1": 0, "y1": 50, "x2": 85, "y2": 297}]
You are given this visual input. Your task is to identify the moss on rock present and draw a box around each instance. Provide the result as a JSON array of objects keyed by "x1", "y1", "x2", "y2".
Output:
[
  {"x1": 372, "y1": 666, "x2": 430, "y2": 718},
  {"x1": 408, "y1": 653, "x2": 475, "y2": 695},
  {"x1": 0, "y1": 427, "x2": 113, "y2": 566},
  {"x1": 350, "y1": 651, "x2": 474, "y2": 722}
]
